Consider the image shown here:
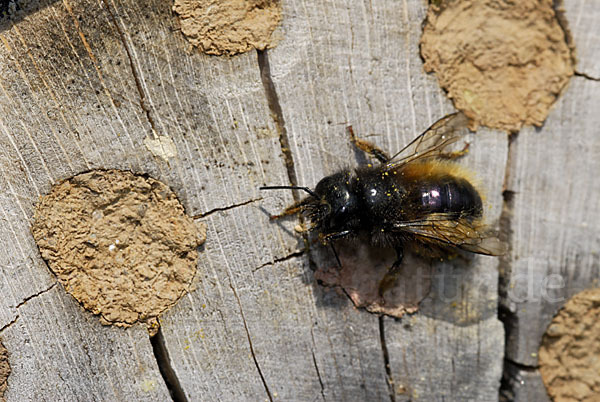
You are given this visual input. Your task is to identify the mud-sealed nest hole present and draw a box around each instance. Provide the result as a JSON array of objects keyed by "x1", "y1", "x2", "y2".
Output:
[
  {"x1": 420, "y1": 0, "x2": 575, "y2": 131},
  {"x1": 31, "y1": 169, "x2": 206, "y2": 331},
  {"x1": 539, "y1": 288, "x2": 600, "y2": 401},
  {"x1": 173, "y1": 0, "x2": 282, "y2": 56}
]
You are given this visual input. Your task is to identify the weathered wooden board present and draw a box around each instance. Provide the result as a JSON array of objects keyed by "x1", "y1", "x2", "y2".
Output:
[
  {"x1": 2, "y1": 286, "x2": 171, "y2": 400},
  {"x1": 499, "y1": 71, "x2": 600, "y2": 401},
  {"x1": 0, "y1": 0, "x2": 509, "y2": 400},
  {"x1": 498, "y1": 1, "x2": 600, "y2": 399},
  {"x1": 564, "y1": 0, "x2": 600, "y2": 79},
  {"x1": 1, "y1": 0, "x2": 594, "y2": 401},
  {"x1": 267, "y1": 0, "x2": 507, "y2": 400},
  {"x1": 0, "y1": 0, "x2": 291, "y2": 400}
]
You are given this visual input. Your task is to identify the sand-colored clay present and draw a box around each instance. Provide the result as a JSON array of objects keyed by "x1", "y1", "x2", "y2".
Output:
[
  {"x1": 313, "y1": 239, "x2": 432, "y2": 318},
  {"x1": 539, "y1": 288, "x2": 600, "y2": 402},
  {"x1": 32, "y1": 170, "x2": 206, "y2": 331},
  {"x1": 173, "y1": 0, "x2": 282, "y2": 56},
  {"x1": 0, "y1": 339, "x2": 9, "y2": 402},
  {"x1": 421, "y1": 0, "x2": 574, "y2": 131}
]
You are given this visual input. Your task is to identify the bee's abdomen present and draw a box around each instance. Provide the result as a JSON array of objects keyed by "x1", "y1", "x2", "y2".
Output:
[{"x1": 418, "y1": 177, "x2": 482, "y2": 218}]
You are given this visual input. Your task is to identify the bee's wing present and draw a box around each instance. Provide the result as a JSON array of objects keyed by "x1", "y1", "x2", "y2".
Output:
[
  {"x1": 385, "y1": 112, "x2": 470, "y2": 169},
  {"x1": 392, "y1": 214, "x2": 506, "y2": 256}
]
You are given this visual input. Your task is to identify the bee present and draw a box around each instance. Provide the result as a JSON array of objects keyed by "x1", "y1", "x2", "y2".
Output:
[{"x1": 261, "y1": 113, "x2": 506, "y2": 296}]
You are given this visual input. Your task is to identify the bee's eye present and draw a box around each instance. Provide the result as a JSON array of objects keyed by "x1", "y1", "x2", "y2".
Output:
[{"x1": 327, "y1": 204, "x2": 351, "y2": 230}]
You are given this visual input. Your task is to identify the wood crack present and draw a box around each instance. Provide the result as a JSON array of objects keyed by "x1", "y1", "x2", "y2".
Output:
[
  {"x1": 574, "y1": 71, "x2": 600, "y2": 82},
  {"x1": 101, "y1": 0, "x2": 158, "y2": 138},
  {"x1": 498, "y1": 130, "x2": 518, "y2": 399},
  {"x1": 229, "y1": 282, "x2": 273, "y2": 402},
  {"x1": 504, "y1": 357, "x2": 540, "y2": 371},
  {"x1": 14, "y1": 282, "x2": 57, "y2": 309},
  {"x1": 192, "y1": 197, "x2": 262, "y2": 219},
  {"x1": 0, "y1": 315, "x2": 19, "y2": 334},
  {"x1": 498, "y1": 131, "x2": 517, "y2": 304},
  {"x1": 379, "y1": 316, "x2": 396, "y2": 402},
  {"x1": 257, "y1": 47, "x2": 313, "y2": 269},
  {"x1": 257, "y1": 49, "x2": 300, "y2": 201},
  {"x1": 309, "y1": 327, "x2": 327, "y2": 400},
  {"x1": 500, "y1": 357, "x2": 541, "y2": 401},
  {"x1": 252, "y1": 249, "x2": 306, "y2": 272},
  {"x1": 311, "y1": 349, "x2": 326, "y2": 401},
  {"x1": 150, "y1": 328, "x2": 188, "y2": 402}
]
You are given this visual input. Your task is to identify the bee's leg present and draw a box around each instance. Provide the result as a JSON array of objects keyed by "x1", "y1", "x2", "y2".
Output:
[
  {"x1": 378, "y1": 246, "x2": 404, "y2": 298},
  {"x1": 330, "y1": 243, "x2": 342, "y2": 268},
  {"x1": 320, "y1": 230, "x2": 352, "y2": 244},
  {"x1": 321, "y1": 230, "x2": 352, "y2": 268},
  {"x1": 269, "y1": 198, "x2": 309, "y2": 220},
  {"x1": 348, "y1": 126, "x2": 390, "y2": 163},
  {"x1": 440, "y1": 142, "x2": 470, "y2": 160}
]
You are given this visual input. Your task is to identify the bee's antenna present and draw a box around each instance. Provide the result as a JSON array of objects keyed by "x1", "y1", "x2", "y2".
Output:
[
  {"x1": 330, "y1": 243, "x2": 342, "y2": 268},
  {"x1": 260, "y1": 186, "x2": 317, "y2": 198}
]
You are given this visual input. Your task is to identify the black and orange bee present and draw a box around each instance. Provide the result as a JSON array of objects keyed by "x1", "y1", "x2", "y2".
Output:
[{"x1": 261, "y1": 113, "x2": 505, "y2": 296}]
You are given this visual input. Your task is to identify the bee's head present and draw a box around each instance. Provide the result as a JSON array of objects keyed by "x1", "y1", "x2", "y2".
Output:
[
  {"x1": 260, "y1": 170, "x2": 360, "y2": 233},
  {"x1": 309, "y1": 171, "x2": 359, "y2": 232}
]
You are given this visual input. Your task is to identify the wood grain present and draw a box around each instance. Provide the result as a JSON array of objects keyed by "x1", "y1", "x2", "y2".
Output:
[
  {"x1": 268, "y1": 0, "x2": 506, "y2": 399},
  {"x1": 0, "y1": 0, "x2": 593, "y2": 401},
  {"x1": 563, "y1": 0, "x2": 600, "y2": 79},
  {"x1": 498, "y1": 1, "x2": 600, "y2": 399}
]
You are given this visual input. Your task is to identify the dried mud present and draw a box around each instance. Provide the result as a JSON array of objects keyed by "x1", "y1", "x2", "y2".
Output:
[
  {"x1": 173, "y1": 0, "x2": 282, "y2": 56},
  {"x1": 421, "y1": 0, "x2": 574, "y2": 131},
  {"x1": 539, "y1": 288, "x2": 600, "y2": 402},
  {"x1": 31, "y1": 170, "x2": 206, "y2": 331}
]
